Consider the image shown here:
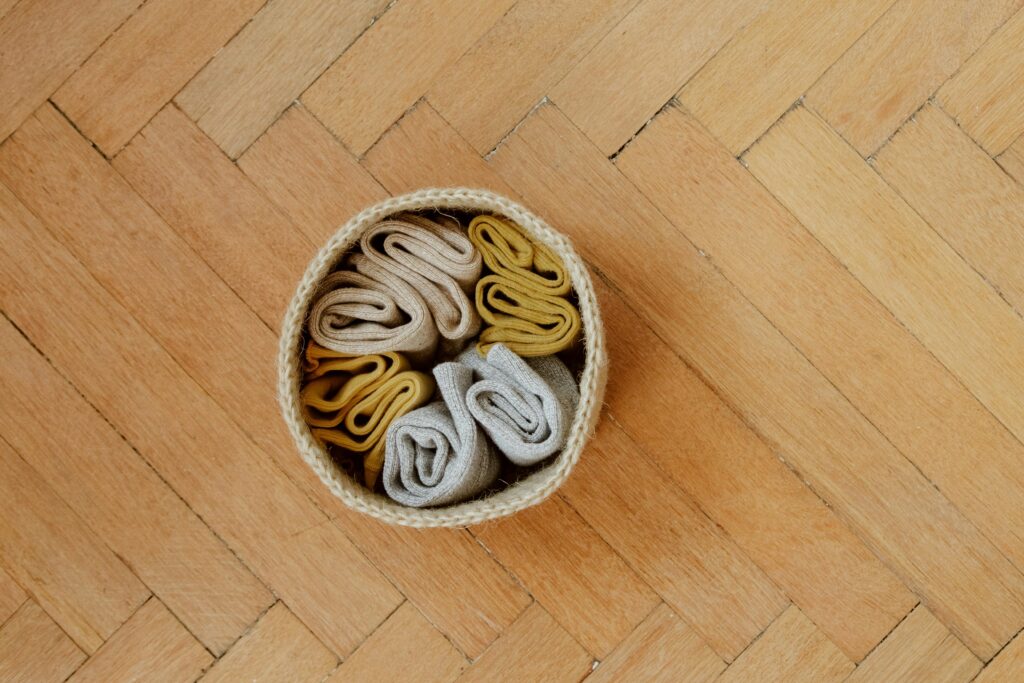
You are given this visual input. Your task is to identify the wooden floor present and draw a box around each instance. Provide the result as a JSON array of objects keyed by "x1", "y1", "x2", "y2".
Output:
[{"x1": 2, "y1": 1, "x2": 1024, "y2": 681}]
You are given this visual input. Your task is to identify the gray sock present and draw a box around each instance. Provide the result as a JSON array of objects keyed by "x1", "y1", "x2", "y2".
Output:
[
  {"x1": 383, "y1": 362, "x2": 500, "y2": 507},
  {"x1": 457, "y1": 344, "x2": 579, "y2": 466}
]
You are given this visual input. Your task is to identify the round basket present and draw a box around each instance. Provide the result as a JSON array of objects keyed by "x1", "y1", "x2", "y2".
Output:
[{"x1": 278, "y1": 187, "x2": 607, "y2": 527}]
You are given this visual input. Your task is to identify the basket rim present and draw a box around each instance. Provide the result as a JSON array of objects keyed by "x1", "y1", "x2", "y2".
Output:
[{"x1": 277, "y1": 187, "x2": 607, "y2": 527}]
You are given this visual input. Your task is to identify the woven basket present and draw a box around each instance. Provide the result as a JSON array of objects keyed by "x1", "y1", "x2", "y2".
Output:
[{"x1": 278, "y1": 188, "x2": 607, "y2": 527}]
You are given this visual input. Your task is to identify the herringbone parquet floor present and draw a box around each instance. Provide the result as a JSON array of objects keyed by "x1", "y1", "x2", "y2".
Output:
[{"x1": 2, "y1": 1, "x2": 1024, "y2": 680}]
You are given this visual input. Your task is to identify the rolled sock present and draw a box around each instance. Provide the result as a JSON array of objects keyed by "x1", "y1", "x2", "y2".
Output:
[
  {"x1": 307, "y1": 253, "x2": 438, "y2": 363},
  {"x1": 476, "y1": 275, "x2": 581, "y2": 357},
  {"x1": 383, "y1": 362, "x2": 500, "y2": 508},
  {"x1": 458, "y1": 344, "x2": 579, "y2": 466},
  {"x1": 300, "y1": 343, "x2": 434, "y2": 488},
  {"x1": 361, "y1": 214, "x2": 481, "y2": 354},
  {"x1": 468, "y1": 215, "x2": 581, "y2": 357}
]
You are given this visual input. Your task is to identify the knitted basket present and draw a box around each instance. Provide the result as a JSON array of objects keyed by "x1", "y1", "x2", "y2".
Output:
[{"x1": 278, "y1": 188, "x2": 607, "y2": 527}]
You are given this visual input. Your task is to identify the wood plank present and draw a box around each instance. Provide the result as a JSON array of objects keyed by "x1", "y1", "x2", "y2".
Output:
[
  {"x1": 326, "y1": 603, "x2": 467, "y2": 683},
  {"x1": 677, "y1": 0, "x2": 895, "y2": 154},
  {"x1": 474, "y1": 495, "x2": 660, "y2": 658},
  {"x1": 301, "y1": 0, "x2": 515, "y2": 155},
  {"x1": 806, "y1": 0, "x2": 1023, "y2": 156},
  {"x1": 175, "y1": 0, "x2": 389, "y2": 158},
  {"x1": 997, "y1": 134, "x2": 1024, "y2": 183},
  {"x1": 238, "y1": 104, "x2": 388, "y2": 245},
  {"x1": 51, "y1": 0, "x2": 266, "y2": 156},
  {"x1": 207, "y1": 104, "x2": 534, "y2": 660},
  {"x1": 364, "y1": 101, "x2": 916, "y2": 662},
  {"x1": 0, "y1": 111, "x2": 403, "y2": 657},
  {"x1": 716, "y1": 606, "x2": 854, "y2": 683},
  {"x1": 620, "y1": 107, "x2": 1024, "y2": 577},
  {"x1": 747, "y1": 106, "x2": 1024, "y2": 480},
  {"x1": 549, "y1": 0, "x2": 769, "y2": 155},
  {"x1": 0, "y1": 315, "x2": 273, "y2": 655},
  {"x1": 846, "y1": 606, "x2": 982, "y2": 683},
  {"x1": 975, "y1": 630, "x2": 1024, "y2": 682},
  {"x1": 201, "y1": 603, "x2": 337, "y2": 683},
  {"x1": 0, "y1": 0, "x2": 142, "y2": 142},
  {"x1": 457, "y1": 604, "x2": 592, "y2": 683},
  {"x1": 0, "y1": 602, "x2": 86, "y2": 683},
  {"x1": 937, "y1": 8, "x2": 1024, "y2": 154},
  {"x1": 0, "y1": 565, "x2": 25, "y2": 627},
  {"x1": 587, "y1": 604, "x2": 725, "y2": 683},
  {"x1": 561, "y1": 419, "x2": 787, "y2": 661},
  {"x1": 487, "y1": 102, "x2": 1024, "y2": 659},
  {"x1": 426, "y1": 0, "x2": 639, "y2": 154},
  {"x1": 874, "y1": 103, "x2": 1024, "y2": 316},
  {"x1": 68, "y1": 599, "x2": 212, "y2": 683},
  {"x1": 114, "y1": 104, "x2": 312, "y2": 329},
  {"x1": 0, "y1": 438, "x2": 148, "y2": 652}
]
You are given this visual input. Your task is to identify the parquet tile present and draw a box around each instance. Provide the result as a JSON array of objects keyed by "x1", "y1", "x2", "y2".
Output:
[
  {"x1": 806, "y1": 0, "x2": 1023, "y2": 157},
  {"x1": 937, "y1": 7, "x2": 1024, "y2": 154},
  {"x1": 0, "y1": 602, "x2": 86, "y2": 683},
  {"x1": 67, "y1": 599, "x2": 213, "y2": 683},
  {"x1": 0, "y1": 315, "x2": 272, "y2": 655},
  {"x1": 176, "y1": 0, "x2": 390, "y2": 158},
  {"x1": 2, "y1": 1, "x2": 1024, "y2": 679},
  {"x1": 487, "y1": 102, "x2": 1024, "y2": 660}
]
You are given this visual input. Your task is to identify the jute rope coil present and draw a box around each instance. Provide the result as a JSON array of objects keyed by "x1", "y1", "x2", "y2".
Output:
[{"x1": 278, "y1": 188, "x2": 607, "y2": 528}]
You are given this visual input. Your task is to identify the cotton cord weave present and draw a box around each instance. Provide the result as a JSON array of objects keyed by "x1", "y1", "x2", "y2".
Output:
[{"x1": 279, "y1": 188, "x2": 607, "y2": 528}]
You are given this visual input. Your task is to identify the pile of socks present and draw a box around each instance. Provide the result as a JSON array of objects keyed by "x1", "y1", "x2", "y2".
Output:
[{"x1": 300, "y1": 213, "x2": 583, "y2": 508}]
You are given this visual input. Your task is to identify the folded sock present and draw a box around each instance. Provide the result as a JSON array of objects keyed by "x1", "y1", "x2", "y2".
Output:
[
  {"x1": 361, "y1": 214, "x2": 481, "y2": 354},
  {"x1": 307, "y1": 253, "x2": 438, "y2": 364},
  {"x1": 383, "y1": 362, "x2": 500, "y2": 508},
  {"x1": 458, "y1": 344, "x2": 579, "y2": 466},
  {"x1": 300, "y1": 343, "x2": 434, "y2": 487},
  {"x1": 468, "y1": 215, "x2": 581, "y2": 357}
]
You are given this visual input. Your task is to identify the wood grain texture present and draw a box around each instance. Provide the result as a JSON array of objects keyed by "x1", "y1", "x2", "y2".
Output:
[
  {"x1": 0, "y1": 565, "x2": 26, "y2": 627},
  {"x1": 0, "y1": 314, "x2": 272, "y2": 655},
  {"x1": 561, "y1": 419, "x2": 787, "y2": 661},
  {"x1": 678, "y1": 0, "x2": 896, "y2": 153},
  {"x1": 875, "y1": 103, "x2": 1024, "y2": 316},
  {"x1": 998, "y1": 134, "x2": 1024, "y2": 183},
  {"x1": 302, "y1": 0, "x2": 515, "y2": 155},
  {"x1": 716, "y1": 606, "x2": 854, "y2": 683},
  {"x1": 488, "y1": 103, "x2": 1024, "y2": 660},
  {"x1": 0, "y1": 107, "x2": 403, "y2": 657},
  {"x1": 938, "y1": 8, "x2": 1024, "y2": 154},
  {"x1": 426, "y1": 0, "x2": 639, "y2": 154},
  {"x1": 621, "y1": 106, "x2": 1024, "y2": 579},
  {"x1": 362, "y1": 101, "x2": 912, "y2": 663},
  {"x1": 0, "y1": 437, "x2": 148, "y2": 653},
  {"x1": 176, "y1": 0, "x2": 389, "y2": 158},
  {"x1": 326, "y1": 603, "x2": 467, "y2": 683},
  {"x1": 975, "y1": 630, "x2": 1024, "y2": 682},
  {"x1": 588, "y1": 604, "x2": 725, "y2": 683},
  {"x1": 0, "y1": 602, "x2": 86, "y2": 683},
  {"x1": 201, "y1": 603, "x2": 337, "y2": 683},
  {"x1": 239, "y1": 104, "x2": 388, "y2": 244},
  {"x1": 550, "y1": 0, "x2": 769, "y2": 155},
  {"x1": 457, "y1": 604, "x2": 593, "y2": 682},
  {"x1": 747, "y1": 106, "x2": 1024, "y2": 475},
  {"x1": 474, "y1": 495, "x2": 660, "y2": 658},
  {"x1": 52, "y1": 0, "x2": 266, "y2": 156},
  {"x1": 806, "y1": 0, "x2": 1023, "y2": 156},
  {"x1": 0, "y1": 0, "x2": 142, "y2": 142},
  {"x1": 846, "y1": 606, "x2": 982, "y2": 683},
  {"x1": 114, "y1": 105, "x2": 312, "y2": 329},
  {"x1": 68, "y1": 599, "x2": 213, "y2": 683}
]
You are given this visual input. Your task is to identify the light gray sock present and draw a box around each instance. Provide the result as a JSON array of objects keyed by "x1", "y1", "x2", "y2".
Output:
[
  {"x1": 383, "y1": 362, "x2": 499, "y2": 508},
  {"x1": 457, "y1": 344, "x2": 579, "y2": 466}
]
